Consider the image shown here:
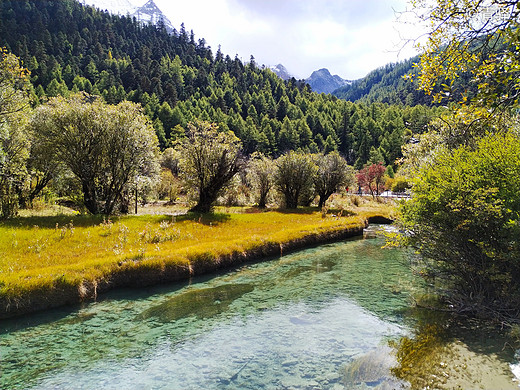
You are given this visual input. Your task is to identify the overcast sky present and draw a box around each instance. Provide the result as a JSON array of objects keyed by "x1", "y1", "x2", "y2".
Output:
[{"x1": 131, "y1": 0, "x2": 420, "y2": 80}]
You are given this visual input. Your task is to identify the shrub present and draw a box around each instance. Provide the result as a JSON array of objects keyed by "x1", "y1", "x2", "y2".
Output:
[{"x1": 398, "y1": 132, "x2": 520, "y2": 319}]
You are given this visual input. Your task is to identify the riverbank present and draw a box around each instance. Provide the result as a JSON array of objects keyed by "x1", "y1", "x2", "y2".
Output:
[{"x1": 0, "y1": 204, "x2": 394, "y2": 319}]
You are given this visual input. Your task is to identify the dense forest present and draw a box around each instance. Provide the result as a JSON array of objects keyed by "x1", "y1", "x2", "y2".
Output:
[
  {"x1": 333, "y1": 58, "x2": 431, "y2": 105},
  {"x1": 333, "y1": 51, "x2": 477, "y2": 106},
  {"x1": 0, "y1": 0, "x2": 439, "y2": 168}
]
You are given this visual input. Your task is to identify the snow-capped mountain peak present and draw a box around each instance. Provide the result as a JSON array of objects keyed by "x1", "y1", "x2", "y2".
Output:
[
  {"x1": 134, "y1": 0, "x2": 174, "y2": 31},
  {"x1": 80, "y1": 0, "x2": 174, "y2": 32},
  {"x1": 269, "y1": 64, "x2": 293, "y2": 80}
]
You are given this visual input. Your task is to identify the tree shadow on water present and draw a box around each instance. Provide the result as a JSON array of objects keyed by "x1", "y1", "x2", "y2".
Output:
[{"x1": 390, "y1": 306, "x2": 519, "y2": 388}]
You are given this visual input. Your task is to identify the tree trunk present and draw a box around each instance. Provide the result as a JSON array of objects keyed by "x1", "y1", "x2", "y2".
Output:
[
  {"x1": 285, "y1": 192, "x2": 298, "y2": 209},
  {"x1": 82, "y1": 181, "x2": 99, "y2": 214},
  {"x1": 258, "y1": 189, "x2": 269, "y2": 208},
  {"x1": 190, "y1": 202, "x2": 212, "y2": 213},
  {"x1": 190, "y1": 188, "x2": 216, "y2": 213}
]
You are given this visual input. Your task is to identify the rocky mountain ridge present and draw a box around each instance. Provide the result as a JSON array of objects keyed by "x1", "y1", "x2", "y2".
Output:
[
  {"x1": 270, "y1": 64, "x2": 350, "y2": 94},
  {"x1": 306, "y1": 68, "x2": 350, "y2": 94}
]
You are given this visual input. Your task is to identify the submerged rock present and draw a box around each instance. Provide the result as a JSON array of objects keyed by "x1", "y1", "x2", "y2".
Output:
[{"x1": 343, "y1": 346, "x2": 407, "y2": 389}]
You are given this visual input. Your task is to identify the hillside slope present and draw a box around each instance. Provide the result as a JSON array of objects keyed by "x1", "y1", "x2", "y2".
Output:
[
  {"x1": 333, "y1": 58, "x2": 432, "y2": 105},
  {"x1": 0, "y1": 0, "x2": 438, "y2": 167}
]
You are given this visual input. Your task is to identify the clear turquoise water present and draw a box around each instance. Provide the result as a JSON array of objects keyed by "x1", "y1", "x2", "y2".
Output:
[{"x1": 0, "y1": 233, "x2": 517, "y2": 389}]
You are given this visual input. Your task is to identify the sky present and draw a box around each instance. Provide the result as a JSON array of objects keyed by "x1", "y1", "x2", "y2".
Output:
[{"x1": 130, "y1": 0, "x2": 421, "y2": 80}]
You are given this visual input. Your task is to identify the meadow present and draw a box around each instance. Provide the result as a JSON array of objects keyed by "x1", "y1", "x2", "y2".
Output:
[{"x1": 0, "y1": 196, "x2": 395, "y2": 318}]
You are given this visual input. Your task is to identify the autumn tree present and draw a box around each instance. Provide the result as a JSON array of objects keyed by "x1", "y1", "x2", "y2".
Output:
[
  {"x1": 408, "y1": 0, "x2": 520, "y2": 110},
  {"x1": 395, "y1": 0, "x2": 520, "y2": 320},
  {"x1": 177, "y1": 121, "x2": 244, "y2": 213},
  {"x1": 370, "y1": 163, "x2": 387, "y2": 195},
  {"x1": 313, "y1": 152, "x2": 354, "y2": 208},
  {"x1": 30, "y1": 93, "x2": 160, "y2": 215},
  {"x1": 356, "y1": 162, "x2": 386, "y2": 197}
]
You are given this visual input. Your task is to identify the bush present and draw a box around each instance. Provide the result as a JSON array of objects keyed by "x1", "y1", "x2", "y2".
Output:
[
  {"x1": 350, "y1": 195, "x2": 362, "y2": 207},
  {"x1": 391, "y1": 177, "x2": 410, "y2": 193},
  {"x1": 156, "y1": 169, "x2": 181, "y2": 202},
  {"x1": 398, "y1": 132, "x2": 520, "y2": 319}
]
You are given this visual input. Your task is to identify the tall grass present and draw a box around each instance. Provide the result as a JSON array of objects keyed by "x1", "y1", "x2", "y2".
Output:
[{"x1": 0, "y1": 205, "x2": 391, "y2": 315}]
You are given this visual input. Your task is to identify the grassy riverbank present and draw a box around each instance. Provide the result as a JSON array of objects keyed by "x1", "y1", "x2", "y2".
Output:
[{"x1": 0, "y1": 200, "x2": 394, "y2": 318}]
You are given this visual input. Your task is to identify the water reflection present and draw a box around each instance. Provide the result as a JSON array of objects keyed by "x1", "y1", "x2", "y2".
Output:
[{"x1": 391, "y1": 310, "x2": 519, "y2": 389}]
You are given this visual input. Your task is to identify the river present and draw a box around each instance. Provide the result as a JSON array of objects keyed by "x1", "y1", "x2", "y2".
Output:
[{"x1": 1, "y1": 227, "x2": 519, "y2": 389}]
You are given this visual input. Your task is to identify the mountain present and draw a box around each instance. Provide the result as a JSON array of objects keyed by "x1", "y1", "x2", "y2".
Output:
[
  {"x1": 81, "y1": 0, "x2": 174, "y2": 32},
  {"x1": 306, "y1": 68, "x2": 350, "y2": 94},
  {"x1": 332, "y1": 55, "x2": 474, "y2": 106},
  {"x1": 133, "y1": 0, "x2": 174, "y2": 32},
  {"x1": 269, "y1": 64, "x2": 293, "y2": 80}
]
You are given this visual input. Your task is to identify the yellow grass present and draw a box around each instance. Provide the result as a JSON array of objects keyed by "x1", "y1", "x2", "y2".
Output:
[{"x1": 0, "y1": 198, "x2": 394, "y2": 314}]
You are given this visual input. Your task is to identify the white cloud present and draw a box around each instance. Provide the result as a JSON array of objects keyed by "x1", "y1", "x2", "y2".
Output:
[{"x1": 148, "y1": 0, "x2": 420, "y2": 79}]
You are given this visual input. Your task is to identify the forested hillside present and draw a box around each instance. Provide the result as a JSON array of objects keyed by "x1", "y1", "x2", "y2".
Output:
[
  {"x1": 333, "y1": 58, "x2": 431, "y2": 105},
  {"x1": 0, "y1": 0, "x2": 437, "y2": 167},
  {"x1": 333, "y1": 54, "x2": 477, "y2": 107}
]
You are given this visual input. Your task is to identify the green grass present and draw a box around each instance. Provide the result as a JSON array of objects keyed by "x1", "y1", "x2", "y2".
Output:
[{"x1": 0, "y1": 200, "x2": 393, "y2": 314}]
